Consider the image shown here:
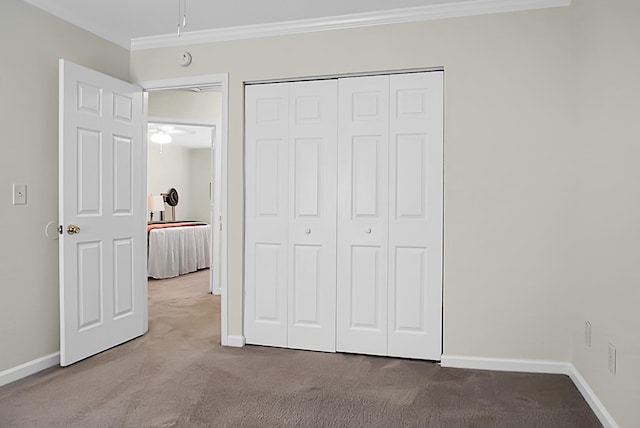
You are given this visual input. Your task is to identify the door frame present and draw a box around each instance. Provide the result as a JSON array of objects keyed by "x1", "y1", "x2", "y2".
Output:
[
  {"x1": 139, "y1": 74, "x2": 230, "y2": 345},
  {"x1": 147, "y1": 117, "x2": 220, "y2": 294}
]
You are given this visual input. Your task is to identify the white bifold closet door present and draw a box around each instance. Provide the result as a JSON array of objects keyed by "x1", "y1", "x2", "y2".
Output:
[
  {"x1": 336, "y1": 72, "x2": 443, "y2": 360},
  {"x1": 244, "y1": 83, "x2": 290, "y2": 347},
  {"x1": 244, "y1": 80, "x2": 338, "y2": 352},
  {"x1": 245, "y1": 71, "x2": 443, "y2": 360},
  {"x1": 336, "y1": 75, "x2": 390, "y2": 356}
]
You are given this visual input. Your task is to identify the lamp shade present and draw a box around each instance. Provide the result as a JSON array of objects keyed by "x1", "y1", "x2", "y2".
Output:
[{"x1": 148, "y1": 195, "x2": 165, "y2": 212}]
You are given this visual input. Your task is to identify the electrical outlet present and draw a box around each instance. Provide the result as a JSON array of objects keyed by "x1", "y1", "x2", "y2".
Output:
[
  {"x1": 585, "y1": 321, "x2": 591, "y2": 347},
  {"x1": 608, "y1": 343, "x2": 616, "y2": 375}
]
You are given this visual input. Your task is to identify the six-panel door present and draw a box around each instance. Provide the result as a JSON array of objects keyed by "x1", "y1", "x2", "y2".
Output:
[
  {"x1": 287, "y1": 80, "x2": 338, "y2": 352},
  {"x1": 244, "y1": 81, "x2": 339, "y2": 351},
  {"x1": 336, "y1": 75, "x2": 390, "y2": 356},
  {"x1": 59, "y1": 60, "x2": 146, "y2": 366},
  {"x1": 244, "y1": 72, "x2": 443, "y2": 360},
  {"x1": 387, "y1": 72, "x2": 443, "y2": 360},
  {"x1": 244, "y1": 83, "x2": 290, "y2": 347}
]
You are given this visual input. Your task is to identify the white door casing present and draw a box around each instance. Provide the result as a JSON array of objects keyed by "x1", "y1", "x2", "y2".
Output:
[
  {"x1": 387, "y1": 72, "x2": 443, "y2": 360},
  {"x1": 287, "y1": 80, "x2": 338, "y2": 352},
  {"x1": 139, "y1": 73, "x2": 230, "y2": 346},
  {"x1": 336, "y1": 75, "x2": 390, "y2": 356},
  {"x1": 59, "y1": 60, "x2": 146, "y2": 366},
  {"x1": 210, "y1": 126, "x2": 221, "y2": 295},
  {"x1": 244, "y1": 83, "x2": 290, "y2": 347}
]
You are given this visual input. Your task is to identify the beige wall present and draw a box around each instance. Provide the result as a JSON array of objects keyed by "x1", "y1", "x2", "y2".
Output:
[
  {"x1": 189, "y1": 149, "x2": 213, "y2": 223},
  {"x1": 148, "y1": 90, "x2": 221, "y2": 124},
  {"x1": 0, "y1": 0, "x2": 130, "y2": 371},
  {"x1": 569, "y1": 1, "x2": 640, "y2": 427},
  {"x1": 2, "y1": 0, "x2": 637, "y2": 425},
  {"x1": 147, "y1": 90, "x2": 220, "y2": 222},
  {"x1": 147, "y1": 143, "x2": 192, "y2": 220},
  {"x1": 131, "y1": 2, "x2": 639, "y2": 424},
  {"x1": 131, "y1": 7, "x2": 575, "y2": 359},
  {"x1": 147, "y1": 144, "x2": 211, "y2": 222}
]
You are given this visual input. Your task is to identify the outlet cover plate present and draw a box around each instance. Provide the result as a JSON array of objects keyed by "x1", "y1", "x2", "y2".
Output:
[{"x1": 608, "y1": 343, "x2": 616, "y2": 375}]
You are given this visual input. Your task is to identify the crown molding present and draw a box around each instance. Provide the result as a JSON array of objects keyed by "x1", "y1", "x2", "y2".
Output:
[{"x1": 131, "y1": 0, "x2": 571, "y2": 51}]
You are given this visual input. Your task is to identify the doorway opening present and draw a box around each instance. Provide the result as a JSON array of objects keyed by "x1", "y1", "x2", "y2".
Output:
[{"x1": 141, "y1": 74, "x2": 229, "y2": 345}]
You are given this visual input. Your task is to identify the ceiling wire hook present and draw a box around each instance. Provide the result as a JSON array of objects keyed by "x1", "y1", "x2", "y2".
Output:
[
  {"x1": 177, "y1": 0, "x2": 187, "y2": 37},
  {"x1": 183, "y1": 0, "x2": 188, "y2": 28}
]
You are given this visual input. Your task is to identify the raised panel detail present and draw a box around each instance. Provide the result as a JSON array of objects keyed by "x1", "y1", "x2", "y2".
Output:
[
  {"x1": 256, "y1": 98, "x2": 283, "y2": 124},
  {"x1": 254, "y1": 244, "x2": 282, "y2": 323},
  {"x1": 352, "y1": 136, "x2": 379, "y2": 218},
  {"x1": 113, "y1": 135, "x2": 133, "y2": 215},
  {"x1": 113, "y1": 238, "x2": 134, "y2": 319},
  {"x1": 396, "y1": 89, "x2": 427, "y2": 118},
  {"x1": 113, "y1": 93, "x2": 133, "y2": 122},
  {"x1": 77, "y1": 128, "x2": 102, "y2": 216},
  {"x1": 77, "y1": 241, "x2": 103, "y2": 331},
  {"x1": 396, "y1": 134, "x2": 426, "y2": 219},
  {"x1": 295, "y1": 96, "x2": 321, "y2": 123},
  {"x1": 352, "y1": 92, "x2": 381, "y2": 120},
  {"x1": 350, "y1": 246, "x2": 380, "y2": 329},
  {"x1": 295, "y1": 138, "x2": 321, "y2": 217},
  {"x1": 394, "y1": 247, "x2": 426, "y2": 333},
  {"x1": 77, "y1": 82, "x2": 102, "y2": 115},
  {"x1": 292, "y1": 245, "x2": 321, "y2": 326},
  {"x1": 256, "y1": 139, "x2": 281, "y2": 217}
]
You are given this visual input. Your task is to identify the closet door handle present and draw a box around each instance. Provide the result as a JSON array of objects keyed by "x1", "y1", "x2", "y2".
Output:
[
  {"x1": 365, "y1": 227, "x2": 372, "y2": 234},
  {"x1": 305, "y1": 228, "x2": 311, "y2": 235}
]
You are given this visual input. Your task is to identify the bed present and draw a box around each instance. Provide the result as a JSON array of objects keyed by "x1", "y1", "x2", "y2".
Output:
[{"x1": 147, "y1": 221, "x2": 212, "y2": 279}]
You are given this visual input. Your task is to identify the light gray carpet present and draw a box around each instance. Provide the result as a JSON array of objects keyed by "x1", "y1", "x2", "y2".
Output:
[{"x1": 0, "y1": 269, "x2": 601, "y2": 427}]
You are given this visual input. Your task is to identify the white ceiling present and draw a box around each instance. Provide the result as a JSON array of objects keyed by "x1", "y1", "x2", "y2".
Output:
[
  {"x1": 22, "y1": 0, "x2": 570, "y2": 50},
  {"x1": 148, "y1": 123, "x2": 214, "y2": 150}
]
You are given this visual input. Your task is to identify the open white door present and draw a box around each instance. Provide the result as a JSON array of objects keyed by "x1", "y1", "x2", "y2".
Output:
[{"x1": 59, "y1": 60, "x2": 146, "y2": 366}]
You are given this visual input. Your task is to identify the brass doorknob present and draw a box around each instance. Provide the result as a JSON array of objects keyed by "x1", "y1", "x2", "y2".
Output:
[{"x1": 66, "y1": 224, "x2": 81, "y2": 235}]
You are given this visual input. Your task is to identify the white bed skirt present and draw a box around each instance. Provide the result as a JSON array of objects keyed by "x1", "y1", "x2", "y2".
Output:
[{"x1": 148, "y1": 225, "x2": 211, "y2": 279}]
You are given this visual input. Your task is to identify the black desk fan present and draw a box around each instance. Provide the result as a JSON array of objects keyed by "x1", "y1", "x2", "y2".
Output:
[{"x1": 162, "y1": 188, "x2": 179, "y2": 221}]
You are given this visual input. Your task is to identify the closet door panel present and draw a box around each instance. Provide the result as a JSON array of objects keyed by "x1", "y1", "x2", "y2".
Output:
[
  {"x1": 244, "y1": 83, "x2": 290, "y2": 347},
  {"x1": 388, "y1": 72, "x2": 443, "y2": 360},
  {"x1": 287, "y1": 80, "x2": 338, "y2": 352},
  {"x1": 337, "y1": 76, "x2": 389, "y2": 356}
]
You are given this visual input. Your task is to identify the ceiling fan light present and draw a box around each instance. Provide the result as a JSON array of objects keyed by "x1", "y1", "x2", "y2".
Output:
[{"x1": 150, "y1": 132, "x2": 172, "y2": 144}]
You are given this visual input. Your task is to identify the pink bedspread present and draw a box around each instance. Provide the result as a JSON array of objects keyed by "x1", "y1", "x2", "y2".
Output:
[{"x1": 147, "y1": 222, "x2": 207, "y2": 233}]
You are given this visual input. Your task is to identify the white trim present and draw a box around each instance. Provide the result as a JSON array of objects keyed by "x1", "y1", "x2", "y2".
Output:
[
  {"x1": 568, "y1": 364, "x2": 620, "y2": 428},
  {"x1": 440, "y1": 354, "x2": 570, "y2": 374},
  {"x1": 246, "y1": 67, "x2": 445, "y2": 86},
  {"x1": 139, "y1": 73, "x2": 230, "y2": 347},
  {"x1": 226, "y1": 335, "x2": 246, "y2": 347},
  {"x1": 131, "y1": 0, "x2": 571, "y2": 50},
  {"x1": 440, "y1": 355, "x2": 619, "y2": 428},
  {"x1": 0, "y1": 353, "x2": 60, "y2": 387},
  {"x1": 147, "y1": 116, "x2": 217, "y2": 128}
]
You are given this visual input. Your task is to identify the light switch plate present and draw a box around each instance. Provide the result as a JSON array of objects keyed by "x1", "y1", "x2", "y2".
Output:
[{"x1": 13, "y1": 183, "x2": 27, "y2": 205}]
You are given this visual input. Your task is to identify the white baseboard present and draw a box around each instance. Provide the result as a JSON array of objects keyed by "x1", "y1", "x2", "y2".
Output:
[
  {"x1": 440, "y1": 354, "x2": 570, "y2": 374},
  {"x1": 568, "y1": 364, "x2": 620, "y2": 428},
  {"x1": 0, "y1": 352, "x2": 60, "y2": 388},
  {"x1": 225, "y1": 335, "x2": 246, "y2": 347},
  {"x1": 440, "y1": 355, "x2": 619, "y2": 428}
]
